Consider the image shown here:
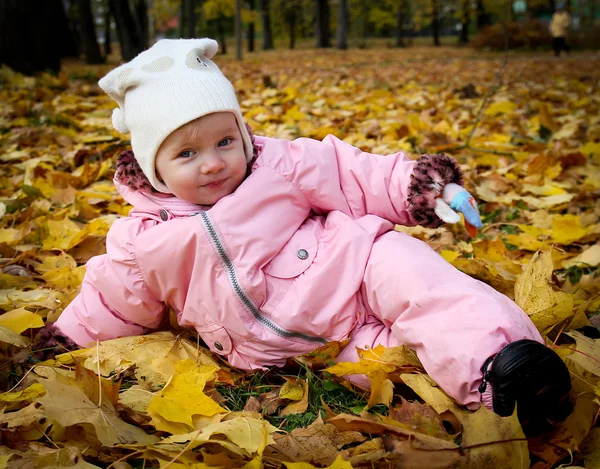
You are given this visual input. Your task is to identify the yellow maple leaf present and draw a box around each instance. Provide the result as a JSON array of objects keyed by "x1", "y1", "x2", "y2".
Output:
[
  {"x1": 514, "y1": 251, "x2": 574, "y2": 333},
  {"x1": 41, "y1": 216, "x2": 113, "y2": 251},
  {"x1": 147, "y1": 359, "x2": 225, "y2": 430},
  {"x1": 580, "y1": 142, "x2": 600, "y2": 158},
  {"x1": 367, "y1": 369, "x2": 394, "y2": 408},
  {"x1": 440, "y1": 250, "x2": 459, "y2": 263},
  {"x1": 280, "y1": 379, "x2": 309, "y2": 416},
  {"x1": 550, "y1": 214, "x2": 590, "y2": 245},
  {"x1": 279, "y1": 377, "x2": 305, "y2": 401},
  {"x1": 0, "y1": 228, "x2": 24, "y2": 245},
  {"x1": 0, "y1": 383, "x2": 45, "y2": 403},
  {"x1": 0, "y1": 307, "x2": 44, "y2": 334},
  {"x1": 164, "y1": 417, "x2": 279, "y2": 455},
  {"x1": 485, "y1": 100, "x2": 517, "y2": 116}
]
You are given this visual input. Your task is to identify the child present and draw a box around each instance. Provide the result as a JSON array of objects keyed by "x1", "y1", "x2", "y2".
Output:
[{"x1": 35, "y1": 39, "x2": 571, "y2": 434}]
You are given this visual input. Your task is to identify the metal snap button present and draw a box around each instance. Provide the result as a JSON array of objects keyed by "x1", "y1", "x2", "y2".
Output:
[
  {"x1": 214, "y1": 341, "x2": 223, "y2": 351},
  {"x1": 297, "y1": 249, "x2": 309, "y2": 260},
  {"x1": 160, "y1": 210, "x2": 168, "y2": 221}
]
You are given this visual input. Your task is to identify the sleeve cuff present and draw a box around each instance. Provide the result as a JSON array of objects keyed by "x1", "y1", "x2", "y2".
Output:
[{"x1": 407, "y1": 153, "x2": 463, "y2": 228}]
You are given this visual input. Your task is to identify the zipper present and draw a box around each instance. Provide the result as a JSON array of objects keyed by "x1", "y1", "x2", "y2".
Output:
[{"x1": 199, "y1": 211, "x2": 327, "y2": 344}]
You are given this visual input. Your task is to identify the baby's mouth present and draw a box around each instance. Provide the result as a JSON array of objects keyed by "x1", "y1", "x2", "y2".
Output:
[{"x1": 202, "y1": 178, "x2": 228, "y2": 188}]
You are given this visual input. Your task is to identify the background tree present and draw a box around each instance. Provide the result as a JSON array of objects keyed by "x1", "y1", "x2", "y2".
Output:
[
  {"x1": 179, "y1": 0, "x2": 198, "y2": 38},
  {"x1": 203, "y1": 0, "x2": 235, "y2": 53},
  {"x1": 260, "y1": 0, "x2": 274, "y2": 50},
  {"x1": 235, "y1": 0, "x2": 242, "y2": 59},
  {"x1": 459, "y1": 0, "x2": 470, "y2": 43},
  {"x1": 0, "y1": 0, "x2": 77, "y2": 74},
  {"x1": 109, "y1": 0, "x2": 143, "y2": 60},
  {"x1": 272, "y1": 0, "x2": 302, "y2": 49},
  {"x1": 104, "y1": 2, "x2": 113, "y2": 56},
  {"x1": 77, "y1": 0, "x2": 105, "y2": 63},
  {"x1": 395, "y1": 0, "x2": 408, "y2": 47},
  {"x1": 247, "y1": 0, "x2": 256, "y2": 52},
  {"x1": 315, "y1": 0, "x2": 331, "y2": 48},
  {"x1": 336, "y1": 0, "x2": 349, "y2": 49},
  {"x1": 476, "y1": 0, "x2": 491, "y2": 29},
  {"x1": 432, "y1": 0, "x2": 440, "y2": 46},
  {"x1": 133, "y1": 0, "x2": 150, "y2": 48}
]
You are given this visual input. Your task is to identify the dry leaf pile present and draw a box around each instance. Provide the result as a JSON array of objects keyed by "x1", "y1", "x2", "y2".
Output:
[{"x1": 0, "y1": 47, "x2": 599, "y2": 468}]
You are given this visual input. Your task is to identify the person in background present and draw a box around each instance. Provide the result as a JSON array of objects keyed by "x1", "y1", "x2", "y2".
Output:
[{"x1": 549, "y1": 3, "x2": 572, "y2": 57}]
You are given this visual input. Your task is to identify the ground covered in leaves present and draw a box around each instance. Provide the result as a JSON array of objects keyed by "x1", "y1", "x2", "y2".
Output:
[{"x1": 0, "y1": 47, "x2": 599, "y2": 468}]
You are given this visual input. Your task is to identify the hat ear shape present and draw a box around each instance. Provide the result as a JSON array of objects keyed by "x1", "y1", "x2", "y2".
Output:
[
  {"x1": 112, "y1": 108, "x2": 130, "y2": 134},
  {"x1": 194, "y1": 38, "x2": 219, "y2": 60}
]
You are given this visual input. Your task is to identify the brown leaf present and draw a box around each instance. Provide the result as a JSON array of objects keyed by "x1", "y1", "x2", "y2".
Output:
[
  {"x1": 389, "y1": 397, "x2": 454, "y2": 440},
  {"x1": 270, "y1": 416, "x2": 366, "y2": 465}
]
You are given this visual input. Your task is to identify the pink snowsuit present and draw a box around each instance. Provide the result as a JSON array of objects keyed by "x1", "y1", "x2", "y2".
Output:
[{"x1": 56, "y1": 135, "x2": 542, "y2": 409}]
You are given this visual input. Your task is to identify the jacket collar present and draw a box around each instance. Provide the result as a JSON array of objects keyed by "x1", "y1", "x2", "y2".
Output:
[{"x1": 114, "y1": 178, "x2": 205, "y2": 221}]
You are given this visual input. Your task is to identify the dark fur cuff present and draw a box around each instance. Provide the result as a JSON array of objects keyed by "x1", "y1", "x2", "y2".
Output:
[
  {"x1": 32, "y1": 323, "x2": 79, "y2": 360},
  {"x1": 407, "y1": 153, "x2": 463, "y2": 228}
]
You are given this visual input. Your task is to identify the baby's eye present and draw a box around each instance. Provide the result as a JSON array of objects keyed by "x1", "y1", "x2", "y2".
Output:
[
  {"x1": 179, "y1": 150, "x2": 194, "y2": 158},
  {"x1": 217, "y1": 138, "x2": 231, "y2": 148}
]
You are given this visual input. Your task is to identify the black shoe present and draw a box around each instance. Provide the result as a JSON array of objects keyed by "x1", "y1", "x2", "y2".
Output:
[{"x1": 479, "y1": 339, "x2": 572, "y2": 436}]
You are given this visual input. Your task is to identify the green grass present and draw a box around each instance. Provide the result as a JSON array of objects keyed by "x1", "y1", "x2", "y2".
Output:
[{"x1": 217, "y1": 363, "x2": 387, "y2": 433}]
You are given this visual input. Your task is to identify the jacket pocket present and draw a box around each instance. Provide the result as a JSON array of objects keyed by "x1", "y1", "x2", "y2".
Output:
[
  {"x1": 196, "y1": 322, "x2": 233, "y2": 355},
  {"x1": 265, "y1": 227, "x2": 318, "y2": 279}
]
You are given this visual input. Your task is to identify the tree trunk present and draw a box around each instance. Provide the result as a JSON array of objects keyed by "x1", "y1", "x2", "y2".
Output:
[
  {"x1": 288, "y1": 11, "x2": 296, "y2": 49},
  {"x1": 260, "y1": 0, "x2": 274, "y2": 50},
  {"x1": 133, "y1": 0, "x2": 149, "y2": 48},
  {"x1": 459, "y1": 0, "x2": 470, "y2": 43},
  {"x1": 65, "y1": 0, "x2": 83, "y2": 57},
  {"x1": 186, "y1": 0, "x2": 196, "y2": 38},
  {"x1": 179, "y1": 0, "x2": 187, "y2": 37},
  {"x1": 235, "y1": 0, "x2": 242, "y2": 60},
  {"x1": 77, "y1": 0, "x2": 104, "y2": 63},
  {"x1": 109, "y1": 0, "x2": 142, "y2": 61},
  {"x1": 217, "y1": 17, "x2": 227, "y2": 54},
  {"x1": 104, "y1": 4, "x2": 112, "y2": 56},
  {"x1": 476, "y1": 0, "x2": 489, "y2": 29},
  {"x1": 315, "y1": 0, "x2": 331, "y2": 48},
  {"x1": 247, "y1": 0, "x2": 255, "y2": 52},
  {"x1": 0, "y1": 0, "x2": 77, "y2": 75},
  {"x1": 336, "y1": 0, "x2": 348, "y2": 49},
  {"x1": 395, "y1": 1, "x2": 405, "y2": 47},
  {"x1": 432, "y1": 0, "x2": 440, "y2": 46}
]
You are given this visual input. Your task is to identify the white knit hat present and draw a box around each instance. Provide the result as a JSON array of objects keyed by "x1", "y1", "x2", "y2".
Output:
[{"x1": 98, "y1": 38, "x2": 253, "y2": 193}]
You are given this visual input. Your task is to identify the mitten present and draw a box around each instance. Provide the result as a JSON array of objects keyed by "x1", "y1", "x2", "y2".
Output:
[
  {"x1": 479, "y1": 339, "x2": 572, "y2": 436},
  {"x1": 31, "y1": 323, "x2": 79, "y2": 361},
  {"x1": 434, "y1": 182, "x2": 483, "y2": 237}
]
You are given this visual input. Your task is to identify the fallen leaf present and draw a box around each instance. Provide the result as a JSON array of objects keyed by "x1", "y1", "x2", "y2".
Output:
[
  {"x1": 33, "y1": 367, "x2": 157, "y2": 447},
  {"x1": 164, "y1": 416, "x2": 280, "y2": 455},
  {"x1": 402, "y1": 373, "x2": 529, "y2": 468},
  {"x1": 0, "y1": 307, "x2": 43, "y2": 333},
  {"x1": 514, "y1": 250, "x2": 574, "y2": 333},
  {"x1": 270, "y1": 416, "x2": 365, "y2": 465},
  {"x1": 147, "y1": 359, "x2": 226, "y2": 431}
]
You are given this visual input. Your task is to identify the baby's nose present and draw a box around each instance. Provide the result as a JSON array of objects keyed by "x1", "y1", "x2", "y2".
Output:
[{"x1": 201, "y1": 154, "x2": 226, "y2": 173}]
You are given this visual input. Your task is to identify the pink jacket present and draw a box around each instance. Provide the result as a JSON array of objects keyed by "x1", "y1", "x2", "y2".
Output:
[{"x1": 56, "y1": 135, "x2": 541, "y2": 406}]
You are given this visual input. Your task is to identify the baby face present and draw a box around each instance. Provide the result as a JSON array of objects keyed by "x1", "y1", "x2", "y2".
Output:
[{"x1": 155, "y1": 112, "x2": 247, "y2": 205}]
